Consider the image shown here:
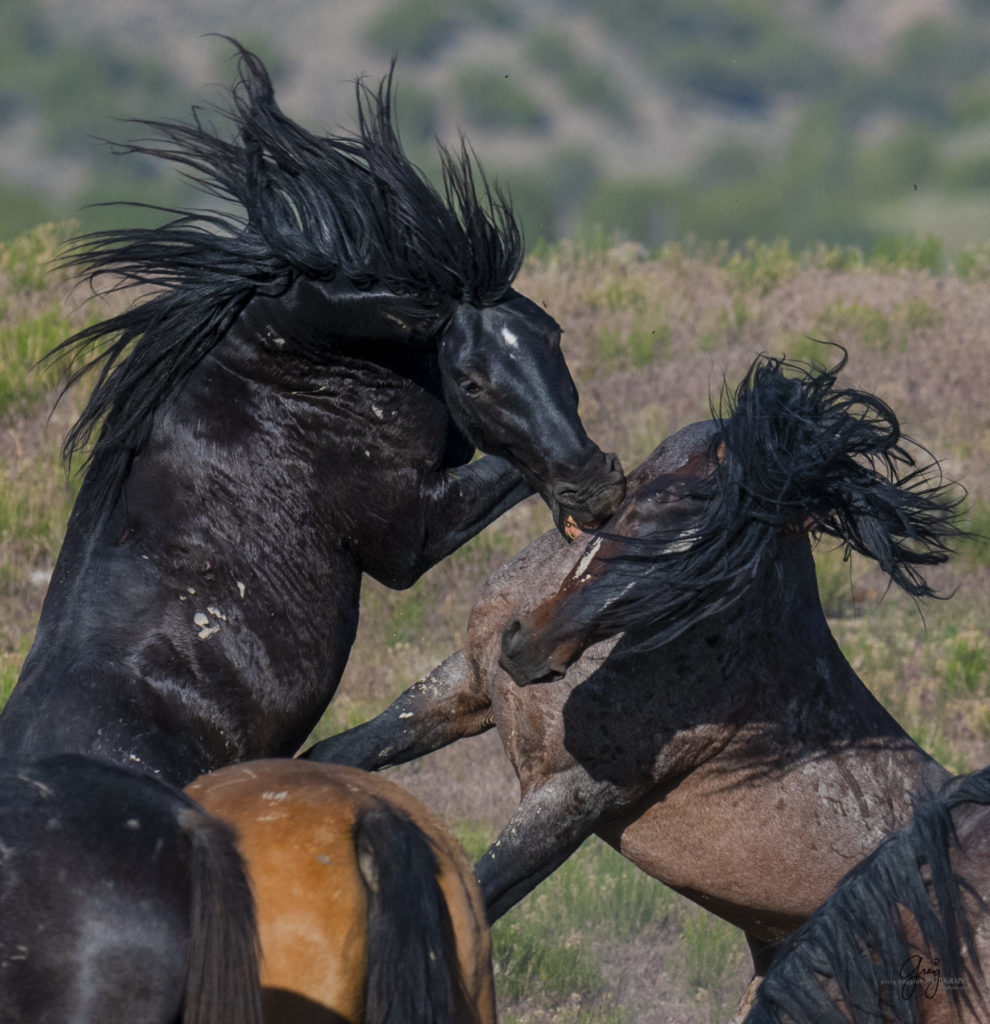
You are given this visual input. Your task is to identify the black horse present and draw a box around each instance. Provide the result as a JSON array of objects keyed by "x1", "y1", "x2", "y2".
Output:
[
  {"x1": 306, "y1": 354, "x2": 964, "y2": 1018},
  {"x1": 0, "y1": 754, "x2": 262, "y2": 1024},
  {"x1": 747, "y1": 765, "x2": 990, "y2": 1024},
  {"x1": 0, "y1": 43, "x2": 624, "y2": 786}
]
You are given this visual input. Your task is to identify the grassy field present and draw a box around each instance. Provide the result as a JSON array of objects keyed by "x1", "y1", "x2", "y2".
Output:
[{"x1": 2, "y1": 223, "x2": 990, "y2": 1022}]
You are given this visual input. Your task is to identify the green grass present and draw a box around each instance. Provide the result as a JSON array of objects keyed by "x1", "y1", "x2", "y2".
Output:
[
  {"x1": 4, "y1": 225, "x2": 990, "y2": 1022},
  {"x1": 452, "y1": 826, "x2": 748, "y2": 1023}
]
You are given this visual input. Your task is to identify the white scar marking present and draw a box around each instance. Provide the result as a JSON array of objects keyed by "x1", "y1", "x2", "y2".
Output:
[
  {"x1": 501, "y1": 327, "x2": 519, "y2": 350},
  {"x1": 237, "y1": 581, "x2": 246, "y2": 598},
  {"x1": 194, "y1": 611, "x2": 221, "y2": 640},
  {"x1": 572, "y1": 536, "x2": 603, "y2": 582},
  {"x1": 659, "y1": 527, "x2": 700, "y2": 554}
]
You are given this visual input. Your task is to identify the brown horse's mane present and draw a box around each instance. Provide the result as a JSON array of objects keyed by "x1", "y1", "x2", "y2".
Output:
[{"x1": 587, "y1": 350, "x2": 966, "y2": 650}]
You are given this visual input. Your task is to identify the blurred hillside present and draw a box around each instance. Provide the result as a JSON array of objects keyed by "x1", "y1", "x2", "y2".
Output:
[{"x1": 5, "y1": 0, "x2": 990, "y2": 253}]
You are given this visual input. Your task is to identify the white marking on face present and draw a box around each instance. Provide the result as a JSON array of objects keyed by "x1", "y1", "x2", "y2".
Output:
[
  {"x1": 237, "y1": 581, "x2": 246, "y2": 599},
  {"x1": 501, "y1": 327, "x2": 520, "y2": 351},
  {"x1": 572, "y1": 536, "x2": 603, "y2": 582}
]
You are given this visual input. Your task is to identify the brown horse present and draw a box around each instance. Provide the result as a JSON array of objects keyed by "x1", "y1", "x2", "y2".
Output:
[
  {"x1": 186, "y1": 759, "x2": 494, "y2": 1024},
  {"x1": 304, "y1": 354, "x2": 964, "y2": 1018},
  {"x1": 747, "y1": 764, "x2": 990, "y2": 1024}
]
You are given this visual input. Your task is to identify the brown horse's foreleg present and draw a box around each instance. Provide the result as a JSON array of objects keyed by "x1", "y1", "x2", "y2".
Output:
[
  {"x1": 301, "y1": 649, "x2": 492, "y2": 770},
  {"x1": 477, "y1": 769, "x2": 626, "y2": 923}
]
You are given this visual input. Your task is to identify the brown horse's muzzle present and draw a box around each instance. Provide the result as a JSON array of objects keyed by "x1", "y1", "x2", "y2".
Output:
[{"x1": 499, "y1": 614, "x2": 581, "y2": 686}]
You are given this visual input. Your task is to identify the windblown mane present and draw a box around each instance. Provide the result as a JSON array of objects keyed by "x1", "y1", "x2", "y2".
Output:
[
  {"x1": 748, "y1": 765, "x2": 990, "y2": 1024},
  {"x1": 53, "y1": 39, "x2": 523, "y2": 499},
  {"x1": 592, "y1": 351, "x2": 965, "y2": 647}
]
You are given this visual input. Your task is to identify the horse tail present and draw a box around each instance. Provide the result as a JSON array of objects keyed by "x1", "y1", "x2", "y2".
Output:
[
  {"x1": 180, "y1": 807, "x2": 264, "y2": 1024},
  {"x1": 355, "y1": 799, "x2": 469, "y2": 1024},
  {"x1": 749, "y1": 766, "x2": 990, "y2": 1024}
]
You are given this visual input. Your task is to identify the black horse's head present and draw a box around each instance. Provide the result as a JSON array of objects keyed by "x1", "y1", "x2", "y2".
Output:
[
  {"x1": 439, "y1": 293, "x2": 624, "y2": 532},
  {"x1": 500, "y1": 354, "x2": 965, "y2": 685},
  {"x1": 56, "y1": 40, "x2": 624, "y2": 532}
]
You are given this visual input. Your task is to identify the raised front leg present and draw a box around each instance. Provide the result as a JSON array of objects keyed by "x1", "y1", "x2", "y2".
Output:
[
  {"x1": 302, "y1": 649, "x2": 492, "y2": 769},
  {"x1": 476, "y1": 769, "x2": 624, "y2": 923},
  {"x1": 365, "y1": 455, "x2": 534, "y2": 590}
]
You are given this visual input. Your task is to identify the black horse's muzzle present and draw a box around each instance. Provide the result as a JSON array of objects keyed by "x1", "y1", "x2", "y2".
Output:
[{"x1": 550, "y1": 450, "x2": 626, "y2": 534}]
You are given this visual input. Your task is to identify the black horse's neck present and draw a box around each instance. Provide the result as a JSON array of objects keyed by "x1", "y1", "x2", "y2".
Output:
[{"x1": 75, "y1": 274, "x2": 473, "y2": 527}]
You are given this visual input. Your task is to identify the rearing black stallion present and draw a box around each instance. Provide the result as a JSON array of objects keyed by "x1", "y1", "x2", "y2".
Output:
[{"x1": 0, "y1": 43, "x2": 624, "y2": 786}]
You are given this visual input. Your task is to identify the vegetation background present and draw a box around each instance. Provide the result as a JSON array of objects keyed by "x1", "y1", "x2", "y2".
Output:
[
  {"x1": 4, "y1": 225, "x2": 990, "y2": 1023},
  {"x1": 5, "y1": 0, "x2": 990, "y2": 255},
  {"x1": 3, "y1": 1, "x2": 990, "y2": 1022}
]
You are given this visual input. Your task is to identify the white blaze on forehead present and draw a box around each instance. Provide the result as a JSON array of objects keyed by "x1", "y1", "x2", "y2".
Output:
[{"x1": 501, "y1": 326, "x2": 520, "y2": 350}]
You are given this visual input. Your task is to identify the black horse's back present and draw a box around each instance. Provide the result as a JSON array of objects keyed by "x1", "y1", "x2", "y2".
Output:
[{"x1": 0, "y1": 755, "x2": 262, "y2": 1024}]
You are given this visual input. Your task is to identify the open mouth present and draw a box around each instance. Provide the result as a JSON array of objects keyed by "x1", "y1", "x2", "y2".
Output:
[{"x1": 563, "y1": 515, "x2": 584, "y2": 541}]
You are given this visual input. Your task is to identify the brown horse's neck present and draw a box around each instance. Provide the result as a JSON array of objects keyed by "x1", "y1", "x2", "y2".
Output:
[{"x1": 716, "y1": 535, "x2": 949, "y2": 790}]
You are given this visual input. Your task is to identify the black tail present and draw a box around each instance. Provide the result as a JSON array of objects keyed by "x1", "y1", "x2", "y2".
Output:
[
  {"x1": 748, "y1": 767, "x2": 990, "y2": 1024},
  {"x1": 180, "y1": 808, "x2": 264, "y2": 1024},
  {"x1": 355, "y1": 800, "x2": 469, "y2": 1024}
]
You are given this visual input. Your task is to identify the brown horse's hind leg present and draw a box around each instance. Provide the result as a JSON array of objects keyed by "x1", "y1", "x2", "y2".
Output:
[{"x1": 302, "y1": 649, "x2": 492, "y2": 769}]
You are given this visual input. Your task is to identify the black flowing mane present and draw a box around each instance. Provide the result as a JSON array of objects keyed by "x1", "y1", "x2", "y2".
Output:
[
  {"x1": 594, "y1": 351, "x2": 966, "y2": 647},
  {"x1": 53, "y1": 39, "x2": 523, "y2": 491},
  {"x1": 749, "y1": 766, "x2": 990, "y2": 1024}
]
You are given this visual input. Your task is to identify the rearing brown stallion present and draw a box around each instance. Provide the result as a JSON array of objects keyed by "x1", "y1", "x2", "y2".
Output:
[{"x1": 305, "y1": 353, "x2": 965, "y2": 1019}]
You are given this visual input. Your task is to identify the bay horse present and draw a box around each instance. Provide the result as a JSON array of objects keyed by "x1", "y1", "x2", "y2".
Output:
[
  {"x1": 0, "y1": 753, "x2": 262, "y2": 1024},
  {"x1": 0, "y1": 42, "x2": 624, "y2": 786},
  {"x1": 186, "y1": 759, "x2": 494, "y2": 1024},
  {"x1": 747, "y1": 765, "x2": 990, "y2": 1024},
  {"x1": 304, "y1": 353, "x2": 963, "y2": 1018}
]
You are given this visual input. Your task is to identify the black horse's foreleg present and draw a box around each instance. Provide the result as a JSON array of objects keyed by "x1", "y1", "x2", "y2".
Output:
[
  {"x1": 416, "y1": 455, "x2": 534, "y2": 576},
  {"x1": 476, "y1": 771, "x2": 619, "y2": 923},
  {"x1": 301, "y1": 649, "x2": 492, "y2": 769}
]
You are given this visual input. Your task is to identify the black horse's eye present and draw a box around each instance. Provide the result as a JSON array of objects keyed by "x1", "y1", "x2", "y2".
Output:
[{"x1": 463, "y1": 380, "x2": 483, "y2": 396}]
